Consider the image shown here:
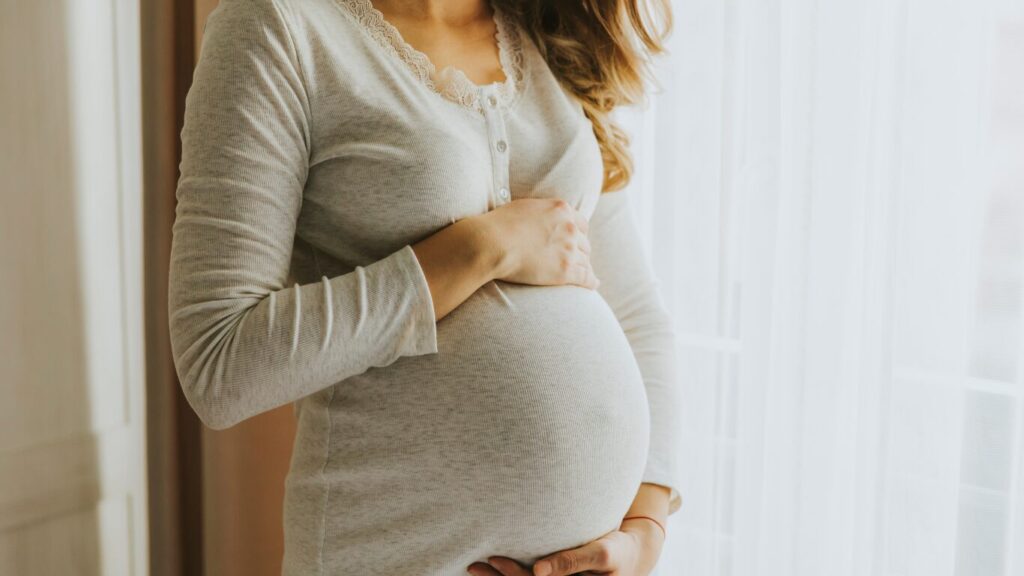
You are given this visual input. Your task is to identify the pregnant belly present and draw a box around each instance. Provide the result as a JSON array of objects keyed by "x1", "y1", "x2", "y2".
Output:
[{"x1": 292, "y1": 281, "x2": 651, "y2": 574}]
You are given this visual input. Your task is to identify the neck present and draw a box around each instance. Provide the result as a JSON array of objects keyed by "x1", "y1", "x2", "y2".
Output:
[{"x1": 372, "y1": 0, "x2": 491, "y2": 26}]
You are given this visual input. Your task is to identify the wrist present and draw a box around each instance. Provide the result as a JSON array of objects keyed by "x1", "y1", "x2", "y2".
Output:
[
  {"x1": 618, "y1": 516, "x2": 667, "y2": 573},
  {"x1": 620, "y1": 517, "x2": 666, "y2": 567},
  {"x1": 621, "y1": 516, "x2": 666, "y2": 541},
  {"x1": 459, "y1": 214, "x2": 512, "y2": 281}
]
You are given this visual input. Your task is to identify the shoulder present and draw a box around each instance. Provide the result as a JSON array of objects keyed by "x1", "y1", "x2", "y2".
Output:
[
  {"x1": 207, "y1": 0, "x2": 326, "y2": 21},
  {"x1": 202, "y1": 0, "x2": 363, "y2": 55},
  {"x1": 206, "y1": 0, "x2": 358, "y2": 28},
  {"x1": 206, "y1": 0, "x2": 289, "y2": 27},
  {"x1": 200, "y1": 0, "x2": 347, "y2": 70},
  {"x1": 200, "y1": 0, "x2": 331, "y2": 44},
  {"x1": 199, "y1": 0, "x2": 297, "y2": 60}
]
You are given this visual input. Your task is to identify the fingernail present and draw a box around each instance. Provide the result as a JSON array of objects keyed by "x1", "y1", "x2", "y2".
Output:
[{"x1": 534, "y1": 561, "x2": 551, "y2": 576}]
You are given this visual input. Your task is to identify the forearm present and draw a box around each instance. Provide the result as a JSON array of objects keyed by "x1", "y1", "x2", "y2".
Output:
[
  {"x1": 168, "y1": 243, "x2": 440, "y2": 430},
  {"x1": 411, "y1": 217, "x2": 505, "y2": 321},
  {"x1": 625, "y1": 482, "x2": 671, "y2": 522},
  {"x1": 621, "y1": 482, "x2": 671, "y2": 539}
]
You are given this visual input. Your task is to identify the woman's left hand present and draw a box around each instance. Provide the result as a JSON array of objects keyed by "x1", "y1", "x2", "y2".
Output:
[{"x1": 466, "y1": 518, "x2": 665, "y2": 576}]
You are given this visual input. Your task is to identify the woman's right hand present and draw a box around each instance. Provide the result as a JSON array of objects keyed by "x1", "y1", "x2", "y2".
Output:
[
  {"x1": 411, "y1": 197, "x2": 599, "y2": 321},
  {"x1": 478, "y1": 197, "x2": 600, "y2": 290}
]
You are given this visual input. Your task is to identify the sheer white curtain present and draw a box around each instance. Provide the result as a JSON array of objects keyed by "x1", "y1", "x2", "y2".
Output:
[{"x1": 616, "y1": 0, "x2": 1024, "y2": 574}]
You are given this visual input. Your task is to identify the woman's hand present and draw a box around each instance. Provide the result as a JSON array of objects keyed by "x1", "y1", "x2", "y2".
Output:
[
  {"x1": 466, "y1": 518, "x2": 665, "y2": 576},
  {"x1": 410, "y1": 196, "x2": 595, "y2": 321},
  {"x1": 476, "y1": 197, "x2": 599, "y2": 290}
]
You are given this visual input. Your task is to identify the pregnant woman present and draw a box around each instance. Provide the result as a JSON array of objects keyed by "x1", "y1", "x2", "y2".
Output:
[{"x1": 167, "y1": 0, "x2": 682, "y2": 574}]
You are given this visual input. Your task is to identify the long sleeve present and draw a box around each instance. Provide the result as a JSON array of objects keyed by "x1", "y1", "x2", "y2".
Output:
[
  {"x1": 588, "y1": 190, "x2": 684, "y2": 516},
  {"x1": 167, "y1": 0, "x2": 438, "y2": 431}
]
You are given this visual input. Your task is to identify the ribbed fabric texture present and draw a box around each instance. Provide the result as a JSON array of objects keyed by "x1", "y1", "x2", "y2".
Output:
[{"x1": 167, "y1": 0, "x2": 683, "y2": 573}]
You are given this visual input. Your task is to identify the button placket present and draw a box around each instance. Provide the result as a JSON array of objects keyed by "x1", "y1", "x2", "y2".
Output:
[{"x1": 480, "y1": 85, "x2": 512, "y2": 208}]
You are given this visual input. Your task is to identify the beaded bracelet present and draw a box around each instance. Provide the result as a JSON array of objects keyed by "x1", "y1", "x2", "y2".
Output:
[{"x1": 621, "y1": 515, "x2": 667, "y2": 539}]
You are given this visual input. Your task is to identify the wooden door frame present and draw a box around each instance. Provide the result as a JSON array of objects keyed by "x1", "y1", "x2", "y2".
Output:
[{"x1": 141, "y1": 1, "x2": 205, "y2": 574}]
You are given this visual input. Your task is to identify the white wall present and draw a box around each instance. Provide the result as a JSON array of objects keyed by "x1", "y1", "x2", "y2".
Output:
[{"x1": 0, "y1": 0, "x2": 148, "y2": 573}]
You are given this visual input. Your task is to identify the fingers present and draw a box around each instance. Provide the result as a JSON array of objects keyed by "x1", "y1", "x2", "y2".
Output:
[
  {"x1": 545, "y1": 197, "x2": 597, "y2": 289},
  {"x1": 552, "y1": 198, "x2": 574, "y2": 214},
  {"x1": 566, "y1": 257, "x2": 599, "y2": 290},
  {"x1": 467, "y1": 561, "x2": 504, "y2": 576},
  {"x1": 576, "y1": 231, "x2": 592, "y2": 256},
  {"x1": 565, "y1": 236, "x2": 596, "y2": 290},
  {"x1": 575, "y1": 210, "x2": 590, "y2": 235},
  {"x1": 550, "y1": 197, "x2": 589, "y2": 236},
  {"x1": 575, "y1": 262, "x2": 600, "y2": 290},
  {"x1": 573, "y1": 217, "x2": 598, "y2": 286},
  {"x1": 484, "y1": 556, "x2": 533, "y2": 576},
  {"x1": 561, "y1": 232, "x2": 591, "y2": 257},
  {"x1": 533, "y1": 539, "x2": 615, "y2": 576}
]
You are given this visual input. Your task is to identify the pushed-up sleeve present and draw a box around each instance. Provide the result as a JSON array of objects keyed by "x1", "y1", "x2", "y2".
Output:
[
  {"x1": 168, "y1": 0, "x2": 438, "y2": 431},
  {"x1": 588, "y1": 190, "x2": 683, "y2": 516}
]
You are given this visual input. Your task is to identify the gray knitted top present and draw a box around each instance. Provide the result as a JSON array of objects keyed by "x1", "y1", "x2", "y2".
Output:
[{"x1": 168, "y1": 0, "x2": 682, "y2": 573}]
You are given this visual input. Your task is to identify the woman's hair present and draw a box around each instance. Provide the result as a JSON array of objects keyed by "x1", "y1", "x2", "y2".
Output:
[{"x1": 499, "y1": 0, "x2": 673, "y2": 193}]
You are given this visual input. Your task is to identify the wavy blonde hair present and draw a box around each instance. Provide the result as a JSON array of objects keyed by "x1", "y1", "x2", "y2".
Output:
[{"x1": 498, "y1": 0, "x2": 673, "y2": 193}]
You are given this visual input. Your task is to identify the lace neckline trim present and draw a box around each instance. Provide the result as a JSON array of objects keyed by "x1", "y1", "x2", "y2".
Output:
[{"x1": 337, "y1": 0, "x2": 525, "y2": 114}]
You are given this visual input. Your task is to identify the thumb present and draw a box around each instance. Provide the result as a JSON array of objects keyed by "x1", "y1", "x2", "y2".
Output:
[{"x1": 533, "y1": 540, "x2": 610, "y2": 576}]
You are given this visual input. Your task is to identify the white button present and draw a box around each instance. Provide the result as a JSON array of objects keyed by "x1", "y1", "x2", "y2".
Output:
[
  {"x1": 487, "y1": 94, "x2": 498, "y2": 108},
  {"x1": 498, "y1": 187, "x2": 510, "y2": 200},
  {"x1": 496, "y1": 140, "x2": 507, "y2": 153}
]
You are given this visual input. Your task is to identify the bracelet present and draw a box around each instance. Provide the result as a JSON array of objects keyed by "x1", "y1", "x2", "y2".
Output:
[{"x1": 621, "y1": 515, "x2": 666, "y2": 539}]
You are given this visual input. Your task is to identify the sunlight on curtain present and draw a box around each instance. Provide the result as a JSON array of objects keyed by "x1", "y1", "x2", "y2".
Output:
[{"x1": 615, "y1": 0, "x2": 1024, "y2": 574}]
